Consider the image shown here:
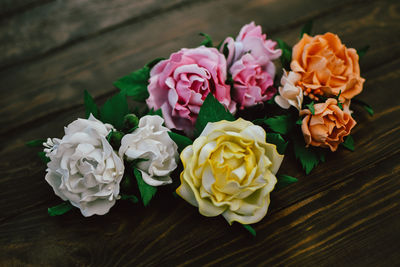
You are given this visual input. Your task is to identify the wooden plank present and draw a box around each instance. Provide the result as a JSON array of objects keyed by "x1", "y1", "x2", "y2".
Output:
[
  {"x1": 0, "y1": 0, "x2": 373, "y2": 134},
  {"x1": 1, "y1": 55, "x2": 399, "y2": 221},
  {"x1": 0, "y1": 142, "x2": 398, "y2": 266},
  {"x1": 0, "y1": 0, "x2": 197, "y2": 69},
  {"x1": 0, "y1": 0, "x2": 51, "y2": 17}
]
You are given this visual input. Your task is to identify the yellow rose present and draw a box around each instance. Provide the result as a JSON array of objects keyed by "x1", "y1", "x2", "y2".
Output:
[{"x1": 176, "y1": 118, "x2": 283, "y2": 224}]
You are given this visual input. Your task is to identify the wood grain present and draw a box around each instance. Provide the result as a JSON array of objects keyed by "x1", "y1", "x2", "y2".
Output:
[
  {"x1": 0, "y1": 0, "x2": 52, "y2": 18},
  {"x1": 1, "y1": 0, "x2": 399, "y2": 265},
  {"x1": 0, "y1": 0, "x2": 379, "y2": 135},
  {"x1": 0, "y1": 0, "x2": 198, "y2": 70},
  {"x1": 1, "y1": 141, "x2": 398, "y2": 266},
  {"x1": 1, "y1": 56, "x2": 399, "y2": 221}
]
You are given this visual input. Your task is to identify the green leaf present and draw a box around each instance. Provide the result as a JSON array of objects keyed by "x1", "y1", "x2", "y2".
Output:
[
  {"x1": 168, "y1": 131, "x2": 193, "y2": 153},
  {"x1": 363, "y1": 105, "x2": 374, "y2": 116},
  {"x1": 296, "y1": 119, "x2": 303, "y2": 125},
  {"x1": 276, "y1": 39, "x2": 292, "y2": 70},
  {"x1": 172, "y1": 191, "x2": 179, "y2": 198},
  {"x1": 48, "y1": 202, "x2": 74, "y2": 216},
  {"x1": 342, "y1": 135, "x2": 354, "y2": 151},
  {"x1": 108, "y1": 131, "x2": 124, "y2": 150},
  {"x1": 145, "y1": 57, "x2": 165, "y2": 69},
  {"x1": 300, "y1": 20, "x2": 313, "y2": 38},
  {"x1": 130, "y1": 158, "x2": 149, "y2": 169},
  {"x1": 357, "y1": 45, "x2": 370, "y2": 59},
  {"x1": 99, "y1": 92, "x2": 129, "y2": 130},
  {"x1": 26, "y1": 139, "x2": 46, "y2": 147},
  {"x1": 242, "y1": 224, "x2": 256, "y2": 237},
  {"x1": 38, "y1": 151, "x2": 50, "y2": 164},
  {"x1": 266, "y1": 133, "x2": 288, "y2": 155},
  {"x1": 113, "y1": 67, "x2": 150, "y2": 102},
  {"x1": 293, "y1": 137, "x2": 325, "y2": 174},
  {"x1": 120, "y1": 194, "x2": 139, "y2": 204},
  {"x1": 352, "y1": 98, "x2": 374, "y2": 116},
  {"x1": 147, "y1": 108, "x2": 163, "y2": 117},
  {"x1": 84, "y1": 90, "x2": 99, "y2": 119},
  {"x1": 222, "y1": 42, "x2": 229, "y2": 59},
  {"x1": 265, "y1": 115, "x2": 292, "y2": 135},
  {"x1": 199, "y1": 32, "x2": 213, "y2": 47},
  {"x1": 306, "y1": 101, "x2": 315, "y2": 115},
  {"x1": 276, "y1": 174, "x2": 298, "y2": 190},
  {"x1": 134, "y1": 168, "x2": 157, "y2": 206},
  {"x1": 194, "y1": 94, "x2": 235, "y2": 137},
  {"x1": 334, "y1": 90, "x2": 343, "y2": 110}
]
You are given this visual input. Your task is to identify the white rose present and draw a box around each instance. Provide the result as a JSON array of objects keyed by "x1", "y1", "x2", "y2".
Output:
[
  {"x1": 275, "y1": 70, "x2": 303, "y2": 111},
  {"x1": 45, "y1": 114, "x2": 124, "y2": 217},
  {"x1": 119, "y1": 115, "x2": 178, "y2": 186}
]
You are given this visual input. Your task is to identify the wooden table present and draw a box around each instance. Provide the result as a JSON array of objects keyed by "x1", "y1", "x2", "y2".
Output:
[{"x1": 1, "y1": 0, "x2": 399, "y2": 266}]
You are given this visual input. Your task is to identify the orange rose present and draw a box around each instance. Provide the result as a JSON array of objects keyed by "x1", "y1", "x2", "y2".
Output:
[
  {"x1": 291, "y1": 33, "x2": 364, "y2": 101},
  {"x1": 301, "y1": 98, "x2": 356, "y2": 152}
]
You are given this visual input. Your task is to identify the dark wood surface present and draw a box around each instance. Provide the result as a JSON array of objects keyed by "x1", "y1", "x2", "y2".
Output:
[{"x1": 1, "y1": 0, "x2": 399, "y2": 266}]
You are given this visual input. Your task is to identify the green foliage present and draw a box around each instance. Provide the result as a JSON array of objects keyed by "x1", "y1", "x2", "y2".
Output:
[
  {"x1": 342, "y1": 135, "x2": 354, "y2": 151},
  {"x1": 194, "y1": 94, "x2": 235, "y2": 137},
  {"x1": 123, "y1": 114, "x2": 139, "y2": 130},
  {"x1": 276, "y1": 39, "x2": 292, "y2": 70},
  {"x1": 352, "y1": 99, "x2": 374, "y2": 116},
  {"x1": 335, "y1": 90, "x2": 343, "y2": 110},
  {"x1": 363, "y1": 105, "x2": 374, "y2": 116},
  {"x1": 222, "y1": 42, "x2": 229, "y2": 59},
  {"x1": 199, "y1": 33, "x2": 213, "y2": 47},
  {"x1": 130, "y1": 158, "x2": 149, "y2": 168},
  {"x1": 145, "y1": 57, "x2": 165, "y2": 69},
  {"x1": 26, "y1": 139, "x2": 45, "y2": 147},
  {"x1": 254, "y1": 115, "x2": 292, "y2": 135},
  {"x1": 38, "y1": 151, "x2": 50, "y2": 164},
  {"x1": 108, "y1": 131, "x2": 124, "y2": 150},
  {"x1": 113, "y1": 67, "x2": 150, "y2": 102},
  {"x1": 266, "y1": 133, "x2": 288, "y2": 155},
  {"x1": 300, "y1": 20, "x2": 313, "y2": 38},
  {"x1": 357, "y1": 45, "x2": 370, "y2": 59},
  {"x1": 120, "y1": 194, "x2": 139, "y2": 204},
  {"x1": 293, "y1": 137, "x2": 326, "y2": 174},
  {"x1": 134, "y1": 168, "x2": 157, "y2": 206},
  {"x1": 84, "y1": 90, "x2": 99, "y2": 119},
  {"x1": 242, "y1": 224, "x2": 256, "y2": 236},
  {"x1": 147, "y1": 108, "x2": 163, "y2": 117},
  {"x1": 276, "y1": 174, "x2": 298, "y2": 190},
  {"x1": 48, "y1": 202, "x2": 74, "y2": 216},
  {"x1": 168, "y1": 131, "x2": 193, "y2": 153},
  {"x1": 306, "y1": 101, "x2": 315, "y2": 115},
  {"x1": 99, "y1": 92, "x2": 129, "y2": 130}
]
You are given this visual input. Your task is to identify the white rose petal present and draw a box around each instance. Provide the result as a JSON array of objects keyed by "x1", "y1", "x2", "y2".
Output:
[
  {"x1": 119, "y1": 115, "x2": 179, "y2": 186},
  {"x1": 45, "y1": 114, "x2": 124, "y2": 217},
  {"x1": 275, "y1": 70, "x2": 303, "y2": 111}
]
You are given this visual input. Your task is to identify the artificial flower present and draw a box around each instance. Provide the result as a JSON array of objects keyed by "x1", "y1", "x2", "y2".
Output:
[
  {"x1": 176, "y1": 118, "x2": 283, "y2": 224},
  {"x1": 45, "y1": 114, "x2": 124, "y2": 217},
  {"x1": 221, "y1": 21, "x2": 282, "y2": 67},
  {"x1": 146, "y1": 46, "x2": 236, "y2": 135},
  {"x1": 119, "y1": 115, "x2": 178, "y2": 186},
  {"x1": 275, "y1": 70, "x2": 303, "y2": 111},
  {"x1": 301, "y1": 98, "x2": 356, "y2": 151},
  {"x1": 291, "y1": 32, "x2": 365, "y2": 101},
  {"x1": 230, "y1": 53, "x2": 276, "y2": 109},
  {"x1": 221, "y1": 22, "x2": 281, "y2": 108}
]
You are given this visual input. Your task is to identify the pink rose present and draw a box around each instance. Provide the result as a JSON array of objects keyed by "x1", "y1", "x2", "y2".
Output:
[
  {"x1": 230, "y1": 53, "x2": 276, "y2": 109},
  {"x1": 221, "y1": 22, "x2": 282, "y2": 67},
  {"x1": 220, "y1": 22, "x2": 281, "y2": 108},
  {"x1": 146, "y1": 46, "x2": 236, "y2": 135}
]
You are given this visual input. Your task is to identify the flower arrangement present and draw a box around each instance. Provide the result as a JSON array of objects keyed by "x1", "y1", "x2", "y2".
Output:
[{"x1": 28, "y1": 21, "x2": 372, "y2": 235}]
